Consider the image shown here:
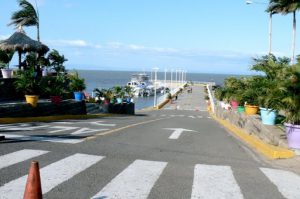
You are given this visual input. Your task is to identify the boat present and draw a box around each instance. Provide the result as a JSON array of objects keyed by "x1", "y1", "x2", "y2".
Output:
[{"x1": 127, "y1": 73, "x2": 155, "y2": 97}]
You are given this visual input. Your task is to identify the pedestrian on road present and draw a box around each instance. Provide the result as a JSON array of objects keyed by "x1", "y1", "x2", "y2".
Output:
[{"x1": 175, "y1": 95, "x2": 178, "y2": 100}]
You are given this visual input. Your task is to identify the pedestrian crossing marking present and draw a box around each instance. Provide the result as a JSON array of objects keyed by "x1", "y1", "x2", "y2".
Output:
[
  {"x1": 48, "y1": 126, "x2": 79, "y2": 134},
  {"x1": 0, "y1": 149, "x2": 49, "y2": 170},
  {"x1": 191, "y1": 164, "x2": 243, "y2": 199},
  {"x1": 0, "y1": 133, "x2": 84, "y2": 144},
  {"x1": 71, "y1": 127, "x2": 107, "y2": 135},
  {"x1": 0, "y1": 125, "x2": 49, "y2": 131},
  {"x1": 1, "y1": 149, "x2": 300, "y2": 199},
  {"x1": 0, "y1": 153, "x2": 104, "y2": 199},
  {"x1": 90, "y1": 121, "x2": 116, "y2": 127},
  {"x1": 91, "y1": 159, "x2": 168, "y2": 199},
  {"x1": 261, "y1": 168, "x2": 300, "y2": 199}
]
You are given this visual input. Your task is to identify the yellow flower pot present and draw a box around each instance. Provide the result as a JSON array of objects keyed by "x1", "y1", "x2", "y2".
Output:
[
  {"x1": 245, "y1": 105, "x2": 259, "y2": 115},
  {"x1": 25, "y1": 95, "x2": 39, "y2": 107}
]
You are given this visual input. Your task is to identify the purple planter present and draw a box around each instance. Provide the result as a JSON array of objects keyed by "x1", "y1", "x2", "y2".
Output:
[{"x1": 285, "y1": 123, "x2": 300, "y2": 149}]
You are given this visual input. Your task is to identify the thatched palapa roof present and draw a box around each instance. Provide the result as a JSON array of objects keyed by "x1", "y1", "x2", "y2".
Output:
[{"x1": 0, "y1": 29, "x2": 49, "y2": 54}]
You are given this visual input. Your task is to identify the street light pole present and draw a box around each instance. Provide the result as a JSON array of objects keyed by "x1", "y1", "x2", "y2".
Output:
[
  {"x1": 153, "y1": 67, "x2": 159, "y2": 108},
  {"x1": 164, "y1": 68, "x2": 167, "y2": 94},
  {"x1": 246, "y1": 0, "x2": 272, "y2": 54},
  {"x1": 170, "y1": 69, "x2": 173, "y2": 92}
]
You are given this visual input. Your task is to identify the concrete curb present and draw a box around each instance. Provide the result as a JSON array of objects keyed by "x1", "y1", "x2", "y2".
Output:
[
  {"x1": 211, "y1": 114, "x2": 295, "y2": 159},
  {"x1": 0, "y1": 114, "x2": 114, "y2": 124}
]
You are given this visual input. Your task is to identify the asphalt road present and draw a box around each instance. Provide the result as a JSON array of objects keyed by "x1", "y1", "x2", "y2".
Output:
[{"x1": 0, "y1": 85, "x2": 299, "y2": 199}]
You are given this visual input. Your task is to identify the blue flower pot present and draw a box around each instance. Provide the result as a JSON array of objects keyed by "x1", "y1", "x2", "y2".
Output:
[
  {"x1": 260, "y1": 108, "x2": 277, "y2": 125},
  {"x1": 74, "y1": 92, "x2": 83, "y2": 101}
]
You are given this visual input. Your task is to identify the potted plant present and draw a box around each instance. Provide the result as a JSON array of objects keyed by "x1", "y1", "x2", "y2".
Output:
[
  {"x1": 166, "y1": 92, "x2": 172, "y2": 103},
  {"x1": 14, "y1": 69, "x2": 40, "y2": 107},
  {"x1": 250, "y1": 54, "x2": 291, "y2": 124},
  {"x1": 43, "y1": 74, "x2": 67, "y2": 104},
  {"x1": 0, "y1": 50, "x2": 14, "y2": 78},
  {"x1": 124, "y1": 85, "x2": 134, "y2": 103},
  {"x1": 112, "y1": 86, "x2": 124, "y2": 104},
  {"x1": 279, "y1": 64, "x2": 300, "y2": 149},
  {"x1": 241, "y1": 76, "x2": 262, "y2": 115},
  {"x1": 68, "y1": 71, "x2": 86, "y2": 101}
]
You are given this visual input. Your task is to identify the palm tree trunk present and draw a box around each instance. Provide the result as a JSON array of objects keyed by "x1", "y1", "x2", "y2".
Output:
[
  {"x1": 37, "y1": 23, "x2": 40, "y2": 42},
  {"x1": 269, "y1": 13, "x2": 272, "y2": 55},
  {"x1": 291, "y1": 11, "x2": 296, "y2": 64}
]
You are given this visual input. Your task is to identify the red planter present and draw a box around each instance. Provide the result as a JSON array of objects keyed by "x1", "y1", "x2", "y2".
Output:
[{"x1": 50, "y1": 96, "x2": 62, "y2": 105}]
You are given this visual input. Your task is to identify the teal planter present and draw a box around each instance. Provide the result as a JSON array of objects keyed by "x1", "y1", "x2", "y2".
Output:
[
  {"x1": 237, "y1": 106, "x2": 245, "y2": 113},
  {"x1": 116, "y1": 98, "x2": 123, "y2": 104},
  {"x1": 260, "y1": 108, "x2": 277, "y2": 125},
  {"x1": 74, "y1": 92, "x2": 84, "y2": 101}
]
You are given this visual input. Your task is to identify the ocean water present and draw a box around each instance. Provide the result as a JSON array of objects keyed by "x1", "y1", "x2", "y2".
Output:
[{"x1": 76, "y1": 70, "x2": 244, "y2": 110}]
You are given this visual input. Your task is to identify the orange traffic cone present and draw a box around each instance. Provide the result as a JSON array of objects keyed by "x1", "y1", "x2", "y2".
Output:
[{"x1": 23, "y1": 161, "x2": 42, "y2": 199}]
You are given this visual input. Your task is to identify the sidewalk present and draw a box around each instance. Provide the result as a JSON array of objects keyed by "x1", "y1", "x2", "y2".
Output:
[{"x1": 162, "y1": 84, "x2": 207, "y2": 111}]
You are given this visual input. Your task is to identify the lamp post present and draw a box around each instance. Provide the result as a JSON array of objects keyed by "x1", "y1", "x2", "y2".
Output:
[
  {"x1": 246, "y1": 0, "x2": 272, "y2": 55},
  {"x1": 170, "y1": 69, "x2": 173, "y2": 92},
  {"x1": 153, "y1": 67, "x2": 159, "y2": 108},
  {"x1": 164, "y1": 68, "x2": 167, "y2": 94}
]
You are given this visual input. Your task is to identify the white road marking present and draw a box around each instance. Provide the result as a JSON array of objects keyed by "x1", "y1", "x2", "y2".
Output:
[
  {"x1": 0, "y1": 149, "x2": 49, "y2": 170},
  {"x1": 261, "y1": 168, "x2": 300, "y2": 199},
  {"x1": 90, "y1": 121, "x2": 116, "y2": 127},
  {"x1": 0, "y1": 133, "x2": 84, "y2": 144},
  {"x1": 71, "y1": 128, "x2": 107, "y2": 135},
  {"x1": 197, "y1": 116, "x2": 203, "y2": 119},
  {"x1": 189, "y1": 116, "x2": 196, "y2": 119},
  {"x1": 207, "y1": 116, "x2": 212, "y2": 119},
  {"x1": 48, "y1": 126, "x2": 79, "y2": 134},
  {"x1": 0, "y1": 153, "x2": 104, "y2": 199},
  {"x1": 91, "y1": 160, "x2": 167, "y2": 199},
  {"x1": 191, "y1": 164, "x2": 243, "y2": 199},
  {"x1": 164, "y1": 128, "x2": 196, "y2": 139},
  {"x1": 1, "y1": 125, "x2": 49, "y2": 131},
  {"x1": 52, "y1": 122, "x2": 73, "y2": 124}
]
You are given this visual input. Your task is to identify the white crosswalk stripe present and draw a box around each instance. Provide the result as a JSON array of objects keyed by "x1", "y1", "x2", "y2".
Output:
[
  {"x1": 261, "y1": 168, "x2": 300, "y2": 199},
  {"x1": 91, "y1": 159, "x2": 168, "y2": 199},
  {"x1": 0, "y1": 133, "x2": 84, "y2": 144},
  {"x1": 0, "y1": 149, "x2": 49, "y2": 170},
  {"x1": 1, "y1": 149, "x2": 300, "y2": 199},
  {"x1": 191, "y1": 164, "x2": 244, "y2": 199},
  {"x1": 0, "y1": 153, "x2": 104, "y2": 199}
]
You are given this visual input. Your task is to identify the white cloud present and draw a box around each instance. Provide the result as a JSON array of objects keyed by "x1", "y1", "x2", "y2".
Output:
[
  {"x1": 0, "y1": 35, "x2": 9, "y2": 40},
  {"x1": 128, "y1": 44, "x2": 145, "y2": 50},
  {"x1": 107, "y1": 42, "x2": 123, "y2": 49},
  {"x1": 46, "y1": 39, "x2": 102, "y2": 49}
]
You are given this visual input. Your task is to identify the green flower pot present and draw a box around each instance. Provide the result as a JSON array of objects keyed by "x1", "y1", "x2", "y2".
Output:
[{"x1": 237, "y1": 106, "x2": 245, "y2": 113}]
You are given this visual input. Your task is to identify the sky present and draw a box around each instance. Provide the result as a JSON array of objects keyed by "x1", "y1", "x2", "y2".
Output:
[{"x1": 0, "y1": 0, "x2": 299, "y2": 74}]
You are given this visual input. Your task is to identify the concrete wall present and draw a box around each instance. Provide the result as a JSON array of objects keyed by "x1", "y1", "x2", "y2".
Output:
[
  {"x1": 215, "y1": 106, "x2": 288, "y2": 148},
  {"x1": 0, "y1": 100, "x2": 86, "y2": 118}
]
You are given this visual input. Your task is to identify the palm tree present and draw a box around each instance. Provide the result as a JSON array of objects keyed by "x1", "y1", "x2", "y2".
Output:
[
  {"x1": 267, "y1": 0, "x2": 300, "y2": 64},
  {"x1": 8, "y1": 0, "x2": 40, "y2": 41}
]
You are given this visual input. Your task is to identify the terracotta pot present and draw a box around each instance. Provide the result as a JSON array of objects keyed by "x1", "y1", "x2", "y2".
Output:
[
  {"x1": 245, "y1": 105, "x2": 259, "y2": 115},
  {"x1": 25, "y1": 95, "x2": 39, "y2": 107}
]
